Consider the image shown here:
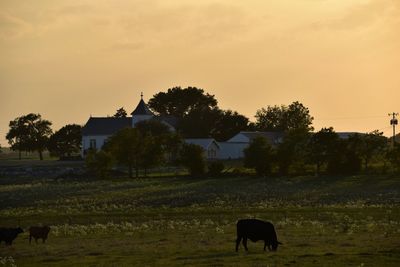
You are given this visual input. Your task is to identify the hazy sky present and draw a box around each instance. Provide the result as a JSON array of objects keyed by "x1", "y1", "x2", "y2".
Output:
[{"x1": 1, "y1": 0, "x2": 399, "y2": 146}]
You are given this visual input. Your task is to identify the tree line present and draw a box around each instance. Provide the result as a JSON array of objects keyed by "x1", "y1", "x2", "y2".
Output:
[
  {"x1": 244, "y1": 128, "x2": 400, "y2": 176},
  {"x1": 4, "y1": 86, "x2": 400, "y2": 177}
]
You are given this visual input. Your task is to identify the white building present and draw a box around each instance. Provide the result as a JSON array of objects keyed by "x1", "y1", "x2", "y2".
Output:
[
  {"x1": 217, "y1": 131, "x2": 284, "y2": 159},
  {"x1": 184, "y1": 138, "x2": 220, "y2": 160},
  {"x1": 81, "y1": 95, "x2": 177, "y2": 156}
]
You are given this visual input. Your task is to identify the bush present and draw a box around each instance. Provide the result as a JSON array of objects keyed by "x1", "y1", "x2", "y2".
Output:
[
  {"x1": 243, "y1": 137, "x2": 273, "y2": 176},
  {"x1": 386, "y1": 144, "x2": 400, "y2": 172},
  {"x1": 180, "y1": 144, "x2": 206, "y2": 177},
  {"x1": 85, "y1": 149, "x2": 114, "y2": 178},
  {"x1": 208, "y1": 161, "x2": 224, "y2": 177}
]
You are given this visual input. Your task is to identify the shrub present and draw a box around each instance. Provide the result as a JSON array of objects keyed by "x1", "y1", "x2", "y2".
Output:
[
  {"x1": 85, "y1": 149, "x2": 114, "y2": 178},
  {"x1": 208, "y1": 161, "x2": 224, "y2": 177},
  {"x1": 180, "y1": 143, "x2": 206, "y2": 177},
  {"x1": 243, "y1": 136, "x2": 273, "y2": 176}
]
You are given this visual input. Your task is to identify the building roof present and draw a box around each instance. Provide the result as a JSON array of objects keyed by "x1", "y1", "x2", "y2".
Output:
[
  {"x1": 82, "y1": 117, "x2": 131, "y2": 136},
  {"x1": 131, "y1": 99, "x2": 154, "y2": 116},
  {"x1": 185, "y1": 138, "x2": 220, "y2": 150},
  {"x1": 228, "y1": 131, "x2": 284, "y2": 144}
]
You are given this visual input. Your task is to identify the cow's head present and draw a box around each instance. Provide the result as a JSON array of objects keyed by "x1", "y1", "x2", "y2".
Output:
[
  {"x1": 271, "y1": 241, "x2": 283, "y2": 251},
  {"x1": 16, "y1": 227, "x2": 23, "y2": 234}
]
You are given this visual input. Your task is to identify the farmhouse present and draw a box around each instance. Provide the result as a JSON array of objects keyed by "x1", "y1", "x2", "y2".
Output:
[
  {"x1": 185, "y1": 138, "x2": 220, "y2": 160},
  {"x1": 85, "y1": 95, "x2": 355, "y2": 161},
  {"x1": 217, "y1": 131, "x2": 284, "y2": 160},
  {"x1": 81, "y1": 95, "x2": 177, "y2": 156}
]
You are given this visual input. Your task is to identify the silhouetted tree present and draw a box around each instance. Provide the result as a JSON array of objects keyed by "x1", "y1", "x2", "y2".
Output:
[
  {"x1": 244, "y1": 136, "x2": 273, "y2": 176},
  {"x1": 114, "y1": 107, "x2": 127, "y2": 118},
  {"x1": 327, "y1": 138, "x2": 362, "y2": 175},
  {"x1": 148, "y1": 86, "x2": 218, "y2": 118},
  {"x1": 359, "y1": 130, "x2": 387, "y2": 171},
  {"x1": 85, "y1": 149, "x2": 114, "y2": 178},
  {"x1": 211, "y1": 110, "x2": 249, "y2": 141},
  {"x1": 386, "y1": 144, "x2": 400, "y2": 172},
  {"x1": 48, "y1": 124, "x2": 82, "y2": 158},
  {"x1": 6, "y1": 113, "x2": 52, "y2": 160},
  {"x1": 276, "y1": 129, "x2": 310, "y2": 175},
  {"x1": 139, "y1": 135, "x2": 165, "y2": 177},
  {"x1": 135, "y1": 119, "x2": 171, "y2": 138},
  {"x1": 179, "y1": 107, "x2": 222, "y2": 138},
  {"x1": 163, "y1": 133, "x2": 184, "y2": 164},
  {"x1": 106, "y1": 128, "x2": 143, "y2": 178},
  {"x1": 179, "y1": 143, "x2": 206, "y2": 177},
  {"x1": 308, "y1": 127, "x2": 339, "y2": 175},
  {"x1": 255, "y1": 101, "x2": 314, "y2": 132},
  {"x1": 208, "y1": 161, "x2": 225, "y2": 177}
]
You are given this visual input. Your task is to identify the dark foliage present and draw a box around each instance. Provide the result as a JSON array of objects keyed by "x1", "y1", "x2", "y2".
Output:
[
  {"x1": 180, "y1": 143, "x2": 206, "y2": 177},
  {"x1": 48, "y1": 124, "x2": 82, "y2": 158},
  {"x1": 208, "y1": 161, "x2": 225, "y2": 177},
  {"x1": 255, "y1": 101, "x2": 313, "y2": 132},
  {"x1": 211, "y1": 110, "x2": 250, "y2": 141},
  {"x1": 85, "y1": 149, "x2": 114, "y2": 178},
  {"x1": 244, "y1": 137, "x2": 273, "y2": 176},
  {"x1": 114, "y1": 107, "x2": 127, "y2": 118},
  {"x1": 148, "y1": 86, "x2": 218, "y2": 118},
  {"x1": 6, "y1": 113, "x2": 52, "y2": 160}
]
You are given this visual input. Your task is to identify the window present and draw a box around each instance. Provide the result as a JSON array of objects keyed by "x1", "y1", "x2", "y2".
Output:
[
  {"x1": 208, "y1": 148, "x2": 216, "y2": 159},
  {"x1": 90, "y1": 139, "x2": 96, "y2": 149}
]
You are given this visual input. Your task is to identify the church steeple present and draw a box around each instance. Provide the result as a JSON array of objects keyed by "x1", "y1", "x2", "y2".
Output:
[
  {"x1": 131, "y1": 93, "x2": 154, "y2": 116},
  {"x1": 131, "y1": 93, "x2": 154, "y2": 126}
]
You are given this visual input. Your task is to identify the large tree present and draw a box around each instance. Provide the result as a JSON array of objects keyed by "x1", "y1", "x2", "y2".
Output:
[
  {"x1": 255, "y1": 101, "x2": 314, "y2": 132},
  {"x1": 148, "y1": 86, "x2": 218, "y2": 118},
  {"x1": 179, "y1": 107, "x2": 222, "y2": 138},
  {"x1": 276, "y1": 128, "x2": 310, "y2": 175},
  {"x1": 106, "y1": 128, "x2": 143, "y2": 178},
  {"x1": 179, "y1": 143, "x2": 206, "y2": 177},
  {"x1": 349, "y1": 130, "x2": 388, "y2": 170},
  {"x1": 307, "y1": 127, "x2": 339, "y2": 175},
  {"x1": 6, "y1": 113, "x2": 52, "y2": 160},
  {"x1": 211, "y1": 110, "x2": 249, "y2": 141},
  {"x1": 243, "y1": 136, "x2": 273, "y2": 176},
  {"x1": 48, "y1": 124, "x2": 82, "y2": 158}
]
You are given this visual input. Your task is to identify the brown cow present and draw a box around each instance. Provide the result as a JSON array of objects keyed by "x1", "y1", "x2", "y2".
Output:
[{"x1": 29, "y1": 226, "x2": 50, "y2": 244}]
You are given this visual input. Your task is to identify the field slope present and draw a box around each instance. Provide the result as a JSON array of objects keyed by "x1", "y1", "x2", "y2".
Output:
[{"x1": 1, "y1": 174, "x2": 399, "y2": 266}]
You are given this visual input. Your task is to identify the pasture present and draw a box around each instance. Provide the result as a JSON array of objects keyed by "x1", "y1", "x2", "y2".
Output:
[{"x1": 0, "y1": 165, "x2": 399, "y2": 266}]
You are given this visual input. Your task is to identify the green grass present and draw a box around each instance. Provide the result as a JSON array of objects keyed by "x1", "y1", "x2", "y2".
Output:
[{"x1": 0, "y1": 173, "x2": 399, "y2": 266}]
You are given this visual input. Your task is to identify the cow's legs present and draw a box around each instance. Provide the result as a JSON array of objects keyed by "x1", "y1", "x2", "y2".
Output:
[
  {"x1": 264, "y1": 241, "x2": 267, "y2": 251},
  {"x1": 35, "y1": 238, "x2": 38, "y2": 244},
  {"x1": 242, "y1": 237, "x2": 248, "y2": 251},
  {"x1": 236, "y1": 236, "x2": 242, "y2": 252},
  {"x1": 43, "y1": 238, "x2": 46, "y2": 243},
  {"x1": 29, "y1": 235, "x2": 32, "y2": 244}
]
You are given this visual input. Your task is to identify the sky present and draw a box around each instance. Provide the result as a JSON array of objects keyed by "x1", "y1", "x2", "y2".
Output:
[{"x1": 0, "y1": 0, "x2": 399, "y2": 146}]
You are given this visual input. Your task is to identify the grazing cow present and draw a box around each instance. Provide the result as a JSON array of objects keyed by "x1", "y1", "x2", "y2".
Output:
[
  {"x1": 29, "y1": 226, "x2": 51, "y2": 244},
  {"x1": 0, "y1": 227, "x2": 24, "y2": 246},
  {"x1": 236, "y1": 219, "x2": 282, "y2": 252}
]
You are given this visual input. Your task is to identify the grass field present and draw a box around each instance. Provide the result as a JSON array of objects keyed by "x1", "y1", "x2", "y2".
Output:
[{"x1": 1, "y1": 168, "x2": 399, "y2": 266}]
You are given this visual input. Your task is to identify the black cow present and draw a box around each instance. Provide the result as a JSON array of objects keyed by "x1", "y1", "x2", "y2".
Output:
[
  {"x1": 29, "y1": 226, "x2": 51, "y2": 244},
  {"x1": 0, "y1": 227, "x2": 24, "y2": 246},
  {"x1": 236, "y1": 219, "x2": 282, "y2": 252}
]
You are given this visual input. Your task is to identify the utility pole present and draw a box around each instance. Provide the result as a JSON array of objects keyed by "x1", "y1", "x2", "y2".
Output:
[{"x1": 389, "y1": 112, "x2": 399, "y2": 147}]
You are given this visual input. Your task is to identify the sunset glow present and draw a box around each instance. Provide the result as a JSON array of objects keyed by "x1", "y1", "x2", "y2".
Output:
[{"x1": 1, "y1": 0, "x2": 399, "y2": 145}]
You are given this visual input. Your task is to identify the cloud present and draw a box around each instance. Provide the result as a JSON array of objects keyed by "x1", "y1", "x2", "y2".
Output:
[
  {"x1": 117, "y1": 2, "x2": 254, "y2": 47},
  {"x1": 0, "y1": 13, "x2": 32, "y2": 39},
  {"x1": 310, "y1": 0, "x2": 399, "y2": 31}
]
